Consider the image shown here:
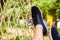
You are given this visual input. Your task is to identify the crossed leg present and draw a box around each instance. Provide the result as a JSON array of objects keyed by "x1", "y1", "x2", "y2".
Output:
[{"x1": 32, "y1": 24, "x2": 43, "y2": 40}]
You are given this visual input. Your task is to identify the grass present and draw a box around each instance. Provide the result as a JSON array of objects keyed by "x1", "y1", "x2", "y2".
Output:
[
  {"x1": 1, "y1": 25, "x2": 31, "y2": 40},
  {"x1": 57, "y1": 28, "x2": 60, "y2": 33},
  {"x1": 15, "y1": 36, "x2": 20, "y2": 40}
]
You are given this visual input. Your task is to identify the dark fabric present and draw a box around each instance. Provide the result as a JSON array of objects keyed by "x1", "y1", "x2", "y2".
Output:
[
  {"x1": 31, "y1": 6, "x2": 47, "y2": 35},
  {"x1": 51, "y1": 27, "x2": 60, "y2": 40}
]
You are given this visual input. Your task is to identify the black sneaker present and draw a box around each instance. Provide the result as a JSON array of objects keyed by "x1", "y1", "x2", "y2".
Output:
[
  {"x1": 51, "y1": 26, "x2": 60, "y2": 40},
  {"x1": 51, "y1": 27, "x2": 60, "y2": 40},
  {"x1": 31, "y1": 6, "x2": 47, "y2": 35}
]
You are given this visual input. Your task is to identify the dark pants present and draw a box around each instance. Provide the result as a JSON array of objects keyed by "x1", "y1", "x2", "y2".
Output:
[{"x1": 51, "y1": 27, "x2": 60, "y2": 40}]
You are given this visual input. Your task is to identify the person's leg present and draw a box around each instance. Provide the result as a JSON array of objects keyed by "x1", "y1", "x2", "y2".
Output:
[
  {"x1": 32, "y1": 24, "x2": 43, "y2": 40},
  {"x1": 51, "y1": 26, "x2": 60, "y2": 40},
  {"x1": 31, "y1": 6, "x2": 47, "y2": 40},
  {"x1": 31, "y1": 6, "x2": 47, "y2": 35}
]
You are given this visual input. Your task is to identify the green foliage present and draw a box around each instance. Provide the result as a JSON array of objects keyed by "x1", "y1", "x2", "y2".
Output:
[
  {"x1": 1, "y1": 0, "x2": 60, "y2": 20},
  {"x1": 5, "y1": 22, "x2": 8, "y2": 27},
  {"x1": 15, "y1": 36, "x2": 30, "y2": 40},
  {"x1": 58, "y1": 28, "x2": 60, "y2": 33},
  {"x1": 11, "y1": 21, "x2": 15, "y2": 28},
  {"x1": 17, "y1": 24, "x2": 26, "y2": 28},
  {"x1": 2, "y1": 28, "x2": 6, "y2": 33},
  {"x1": 2, "y1": 22, "x2": 5, "y2": 28},
  {"x1": 55, "y1": 0, "x2": 60, "y2": 19},
  {"x1": 17, "y1": 24, "x2": 29, "y2": 29},
  {"x1": 16, "y1": 36, "x2": 20, "y2": 40},
  {"x1": 7, "y1": 32, "x2": 12, "y2": 35},
  {"x1": 10, "y1": 38, "x2": 13, "y2": 40},
  {"x1": 17, "y1": 24, "x2": 21, "y2": 28},
  {"x1": 0, "y1": 32, "x2": 1, "y2": 35},
  {"x1": 23, "y1": 35, "x2": 30, "y2": 40}
]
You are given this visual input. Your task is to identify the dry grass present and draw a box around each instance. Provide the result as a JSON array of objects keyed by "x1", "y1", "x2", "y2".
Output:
[{"x1": 0, "y1": 27, "x2": 51, "y2": 40}]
